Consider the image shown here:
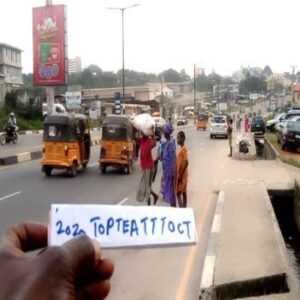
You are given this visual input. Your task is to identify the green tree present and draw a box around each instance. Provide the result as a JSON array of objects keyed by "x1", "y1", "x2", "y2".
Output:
[
  {"x1": 159, "y1": 69, "x2": 182, "y2": 82},
  {"x1": 239, "y1": 74, "x2": 267, "y2": 94}
]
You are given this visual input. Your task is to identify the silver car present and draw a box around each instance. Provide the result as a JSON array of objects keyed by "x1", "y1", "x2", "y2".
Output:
[{"x1": 210, "y1": 115, "x2": 228, "y2": 139}]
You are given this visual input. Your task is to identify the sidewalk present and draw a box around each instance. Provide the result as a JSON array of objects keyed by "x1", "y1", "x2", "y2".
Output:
[{"x1": 200, "y1": 144, "x2": 299, "y2": 299}]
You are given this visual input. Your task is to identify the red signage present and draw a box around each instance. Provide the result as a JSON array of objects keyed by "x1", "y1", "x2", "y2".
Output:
[{"x1": 32, "y1": 5, "x2": 67, "y2": 85}]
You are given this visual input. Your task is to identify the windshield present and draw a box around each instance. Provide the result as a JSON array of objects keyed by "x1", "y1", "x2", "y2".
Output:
[
  {"x1": 212, "y1": 116, "x2": 226, "y2": 124},
  {"x1": 102, "y1": 125, "x2": 131, "y2": 141},
  {"x1": 43, "y1": 125, "x2": 73, "y2": 141},
  {"x1": 287, "y1": 121, "x2": 300, "y2": 131}
]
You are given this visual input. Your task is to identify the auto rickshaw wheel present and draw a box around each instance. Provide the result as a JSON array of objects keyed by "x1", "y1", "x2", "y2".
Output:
[
  {"x1": 100, "y1": 164, "x2": 107, "y2": 174},
  {"x1": 44, "y1": 167, "x2": 52, "y2": 177},
  {"x1": 124, "y1": 164, "x2": 132, "y2": 175},
  {"x1": 70, "y1": 162, "x2": 78, "y2": 177}
]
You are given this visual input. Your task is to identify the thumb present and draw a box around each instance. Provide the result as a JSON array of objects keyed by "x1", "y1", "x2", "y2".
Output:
[{"x1": 61, "y1": 235, "x2": 100, "y2": 284}]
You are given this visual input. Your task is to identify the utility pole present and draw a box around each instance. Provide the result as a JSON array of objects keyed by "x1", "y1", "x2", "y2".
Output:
[
  {"x1": 194, "y1": 64, "x2": 196, "y2": 120},
  {"x1": 45, "y1": 0, "x2": 55, "y2": 116}
]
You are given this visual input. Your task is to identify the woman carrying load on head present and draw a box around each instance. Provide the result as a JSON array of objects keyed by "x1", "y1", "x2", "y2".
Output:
[{"x1": 161, "y1": 123, "x2": 176, "y2": 207}]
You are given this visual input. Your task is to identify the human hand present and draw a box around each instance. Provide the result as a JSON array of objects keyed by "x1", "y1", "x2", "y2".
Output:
[{"x1": 0, "y1": 222, "x2": 114, "y2": 300}]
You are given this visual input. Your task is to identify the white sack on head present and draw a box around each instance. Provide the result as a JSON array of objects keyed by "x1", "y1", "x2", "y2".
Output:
[{"x1": 133, "y1": 113, "x2": 155, "y2": 136}]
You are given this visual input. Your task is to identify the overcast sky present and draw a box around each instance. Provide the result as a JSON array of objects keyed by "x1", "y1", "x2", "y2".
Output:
[{"x1": 2, "y1": 0, "x2": 300, "y2": 76}]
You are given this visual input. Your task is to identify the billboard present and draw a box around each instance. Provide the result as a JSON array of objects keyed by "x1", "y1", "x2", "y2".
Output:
[
  {"x1": 65, "y1": 92, "x2": 81, "y2": 109},
  {"x1": 33, "y1": 5, "x2": 67, "y2": 85}
]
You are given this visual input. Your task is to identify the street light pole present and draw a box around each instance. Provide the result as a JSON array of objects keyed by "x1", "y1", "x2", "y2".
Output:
[{"x1": 107, "y1": 4, "x2": 140, "y2": 114}]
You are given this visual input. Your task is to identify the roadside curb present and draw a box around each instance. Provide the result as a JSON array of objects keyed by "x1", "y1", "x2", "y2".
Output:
[
  {"x1": 0, "y1": 139, "x2": 101, "y2": 166},
  {"x1": 0, "y1": 128, "x2": 101, "y2": 135},
  {"x1": 199, "y1": 190, "x2": 225, "y2": 300}
]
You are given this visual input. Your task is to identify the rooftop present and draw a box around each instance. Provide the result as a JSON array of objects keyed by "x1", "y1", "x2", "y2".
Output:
[
  {"x1": 0, "y1": 43, "x2": 23, "y2": 52},
  {"x1": 293, "y1": 84, "x2": 300, "y2": 93}
]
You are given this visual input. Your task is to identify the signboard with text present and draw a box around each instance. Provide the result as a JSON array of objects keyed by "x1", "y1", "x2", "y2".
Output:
[
  {"x1": 65, "y1": 92, "x2": 81, "y2": 109},
  {"x1": 49, "y1": 204, "x2": 197, "y2": 248},
  {"x1": 33, "y1": 5, "x2": 67, "y2": 85}
]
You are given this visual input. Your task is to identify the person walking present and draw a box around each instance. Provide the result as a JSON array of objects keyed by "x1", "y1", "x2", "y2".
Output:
[
  {"x1": 175, "y1": 131, "x2": 189, "y2": 208},
  {"x1": 236, "y1": 115, "x2": 242, "y2": 132},
  {"x1": 161, "y1": 123, "x2": 176, "y2": 207},
  {"x1": 228, "y1": 118, "x2": 233, "y2": 157},
  {"x1": 136, "y1": 129, "x2": 159, "y2": 206},
  {"x1": 244, "y1": 114, "x2": 249, "y2": 132}
]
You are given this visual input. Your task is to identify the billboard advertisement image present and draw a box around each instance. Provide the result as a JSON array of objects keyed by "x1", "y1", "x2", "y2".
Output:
[{"x1": 33, "y1": 5, "x2": 67, "y2": 85}]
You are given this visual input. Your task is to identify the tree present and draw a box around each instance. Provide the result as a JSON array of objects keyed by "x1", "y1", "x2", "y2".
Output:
[
  {"x1": 262, "y1": 65, "x2": 273, "y2": 78},
  {"x1": 239, "y1": 74, "x2": 267, "y2": 94},
  {"x1": 159, "y1": 69, "x2": 182, "y2": 82}
]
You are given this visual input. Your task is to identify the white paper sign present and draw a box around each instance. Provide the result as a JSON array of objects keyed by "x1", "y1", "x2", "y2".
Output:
[{"x1": 49, "y1": 204, "x2": 197, "y2": 248}]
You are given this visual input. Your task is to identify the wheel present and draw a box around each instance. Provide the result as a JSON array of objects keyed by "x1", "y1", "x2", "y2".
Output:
[
  {"x1": 204, "y1": 127, "x2": 206, "y2": 131},
  {"x1": 210, "y1": 134, "x2": 214, "y2": 139},
  {"x1": 12, "y1": 133, "x2": 17, "y2": 144},
  {"x1": 70, "y1": 162, "x2": 78, "y2": 177},
  {"x1": 44, "y1": 167, "x2": 52, "y2": 177},
  {"x1": 225, "y1": 135, "x2": 228, "y2": 139},
  {"x1": 124, "y1": 164, "x2": 133, "y2": 175},
  {"x1": 100, "y1": 164, "x2": 107, "y2": 174},
  {"x1": 0, "y1": 134, "x2": 5, "y2": 145},
  {"x1": 281, "y1": 142, "x2": 286, "y2": 150},
  {"x1": 82, "y1": 162, "x2": 88, "y2": 169}
]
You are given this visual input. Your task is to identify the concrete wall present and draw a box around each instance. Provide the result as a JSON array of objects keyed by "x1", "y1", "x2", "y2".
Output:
[
  {"x1": 294, "y1": 180, "x2": 300, "y2": 232},
  {"x1": 264, "y1": 139, "x2": 279, "y2": 160}
]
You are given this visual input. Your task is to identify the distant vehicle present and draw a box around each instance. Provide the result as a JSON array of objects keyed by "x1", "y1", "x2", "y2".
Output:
[
  {"x1": 177, "y1": 116, "x2": 188, "y2": 126},
  {"x1": 153, "y1": 116, "x2": 166, "y2": 141},
  {"x1": 276, "y1": 116, "x2": 300, "y2": 150},
  {"x1": 266, "y1": 113, "x2": 286, "y2": 132},
  {"x1": 275, "y1": 110, "x2": 300, "y2": 131},
  {"x1": 250, "y1": 116, "x2": 266, "y2": 134},
  {"x1": 210, "y1": 115, "x2": 228, "y2": 139}
]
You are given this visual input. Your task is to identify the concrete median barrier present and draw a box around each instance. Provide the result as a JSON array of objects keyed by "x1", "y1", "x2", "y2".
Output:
[{"x1": 0, "y1": 139, "x2": 101, "y2": 166}]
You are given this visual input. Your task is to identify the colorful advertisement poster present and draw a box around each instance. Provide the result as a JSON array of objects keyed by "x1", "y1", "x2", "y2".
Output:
[{"x1": 33, "y1": 5, "x2": 67, "y2": 85}]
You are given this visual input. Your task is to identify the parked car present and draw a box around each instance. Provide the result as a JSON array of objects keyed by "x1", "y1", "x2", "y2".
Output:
[
  {"x1": 277, "y1": 116, "x2": 300, "y2": 150},
  {"x1": 275, "y1": 110, "x2": 300, "y2": 132},
  {"x1": 210, "y1": 115, "x2": 228, "y2": 139},
  {"x1": 250, "y1": 116, "x2": 266, "y2": 134},
  {"x1": 266, "y1": 113, "x2": 286, "y2": 132},
  {"x1": 153, "y1": 116, "x2": 166, "y2": 141},
  {"x1": 177, "y1": 116, "x2": 188, "y2": 126}
]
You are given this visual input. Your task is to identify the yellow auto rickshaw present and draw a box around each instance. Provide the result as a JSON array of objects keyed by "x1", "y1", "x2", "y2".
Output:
[
  {"x1": 197, "y1": 113, "x2": 209, "y2": 130},
  {"x1": 99, "y1": 114, "x2": 136, "y2": 174},
  {"x1": 41, "y1": 113, "x2": 91, "y2": 177}
]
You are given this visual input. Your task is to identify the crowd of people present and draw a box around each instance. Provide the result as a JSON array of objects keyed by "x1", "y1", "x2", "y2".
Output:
[{"x1": 136, "y1": 121, "x2": 189, "y2": 208}]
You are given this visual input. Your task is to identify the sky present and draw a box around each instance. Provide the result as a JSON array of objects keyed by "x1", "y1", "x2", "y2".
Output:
[{"x1": 2, "y1": 0, "x2": 300, "y2": 77}]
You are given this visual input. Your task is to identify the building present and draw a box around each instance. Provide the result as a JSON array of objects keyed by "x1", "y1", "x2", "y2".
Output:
[
  {"x1": 0, "y1": 43, "x2": 23, "y2": 102},
  {"x1": 213, "y1": 84, "x2": 239, "y2": 99},
  {"x1": 292, "y1": 84, "x2": 300, "y2": 106},
  {"x1": 68, "y1": 56, "x2": 82, "y2": 74}
]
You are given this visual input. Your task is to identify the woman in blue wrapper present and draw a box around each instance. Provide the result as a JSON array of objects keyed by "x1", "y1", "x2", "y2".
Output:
[{"x1": 161, "y1": 123, "x2": 176, "y2": 207}]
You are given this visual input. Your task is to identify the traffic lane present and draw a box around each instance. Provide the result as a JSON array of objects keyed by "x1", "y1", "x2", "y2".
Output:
[
  {"x1": 106, "y1": 128, "x2": 228, "y2": 300},
  {"x1": 0, "y1": 130, "x2": 101, "y2": 157},
  {"x1": 0, "y1": 145, "x2": 140, "y2": 237}
]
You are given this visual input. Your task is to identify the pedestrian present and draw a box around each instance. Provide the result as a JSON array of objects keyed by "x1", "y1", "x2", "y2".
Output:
[
  {"x1": 161, "y1": 123, "x2": 176, "y2": 207},
  {"x1": 136, "y1": 129, "x2": 159, "y2": 206},
  {"x1": 236, "y1": 115, "x2": 241, "y2": 132},
  {"x1": 228, "y1": 118, "x2": 233, "y2": 157},
  {"x1": 0, "y1": 222, "x2": 114, "y2": 299},
  {"x1": 175, "y1": 131, "x2": 189, "y2": 208},
  {"x1": 244, "y1": 114, "x2": 249, "y2": 132}
]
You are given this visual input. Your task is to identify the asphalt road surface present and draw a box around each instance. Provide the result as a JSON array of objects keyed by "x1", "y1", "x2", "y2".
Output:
[{"x1": 0, "y1": 126, "x2": 231, "y2": 300}]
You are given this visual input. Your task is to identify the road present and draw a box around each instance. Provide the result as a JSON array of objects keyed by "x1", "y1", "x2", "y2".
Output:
[
  {"x1": 0, "y1": 126, "x2": 231, "y2": 300},
  {"x1": 0, "y1": 130, "x2": 101, "y2": 157}
]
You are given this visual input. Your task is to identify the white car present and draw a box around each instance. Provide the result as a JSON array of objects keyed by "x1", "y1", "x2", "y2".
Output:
[{"x1": 210, "y1": 115, "x2": 228, "y2": 139}]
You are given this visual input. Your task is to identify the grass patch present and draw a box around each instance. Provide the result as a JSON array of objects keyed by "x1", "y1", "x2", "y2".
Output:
[
  {"x1": 265, "y1": 132, "x2": 277, "y2": 143},
  {"x1": 281, "y1": 157, "x2": 300, "y2": 168}
]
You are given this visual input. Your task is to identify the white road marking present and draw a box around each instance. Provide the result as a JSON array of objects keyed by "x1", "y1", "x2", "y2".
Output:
[
  {"x1": 211, "y1": 215, "x2": 221, "y2": 233},
  {"x1": 0, "y1": 191, "x2": 21, "y2": 202},
  {"x1": 200, "y1": 255, "x2": 216, "y2": 289},
  {"x1": 118, "y1": 197, "x2": 129, "y2": 205}
]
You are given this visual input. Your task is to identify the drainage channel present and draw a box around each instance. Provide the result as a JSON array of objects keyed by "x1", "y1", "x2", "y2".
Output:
[{"x1": 270, "y1": 193, "x2": 300, "y2": 283}]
